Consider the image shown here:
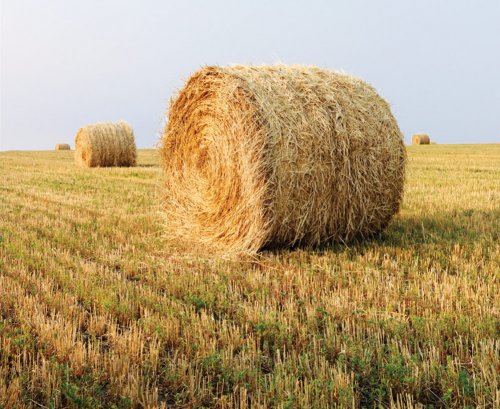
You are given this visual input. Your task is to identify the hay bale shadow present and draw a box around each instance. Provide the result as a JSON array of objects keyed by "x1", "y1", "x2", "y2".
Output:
[{"x1": 265, "y1": 208, "x2": 499, "y2": 257}]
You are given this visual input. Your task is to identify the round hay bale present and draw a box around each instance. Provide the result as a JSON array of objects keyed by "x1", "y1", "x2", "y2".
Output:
[
  {"x1": 161, "y1": 65, "x2": 406, "y2": 254},
  {"x1": 75, "y1": 121, "x2": 137, "y2": 167},
  {"x1": 412, "y1": 133, "x2": 430, "y2": 145},
  {"x1": 55, "y1": 143, "x2": 70, "y2": 151}
]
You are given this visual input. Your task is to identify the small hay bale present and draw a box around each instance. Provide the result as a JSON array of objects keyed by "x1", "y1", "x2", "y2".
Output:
[
  {"x1": 55, "y1": 143, "x2": 71, "y2": 151},
  {"x1": 161, "y1": 65, "x2": 406, "y2": 254},
  {"x1": 412, "y1": 133, "x2": 430, "y2": 145},
  {"x1": 75, "y1": 121, "x2": 137, "y2": 167}
]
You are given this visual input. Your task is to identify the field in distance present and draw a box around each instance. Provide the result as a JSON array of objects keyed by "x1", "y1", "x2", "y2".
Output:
[{"x1": 0, "y1": 145, "x2": 499, "y2": 408}]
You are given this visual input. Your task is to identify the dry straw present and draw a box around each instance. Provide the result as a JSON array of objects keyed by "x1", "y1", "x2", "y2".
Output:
[
  {"x1": 75, "y1": 121, "x2": 137, "y2": 167},
  {"x1": 412, "y1": 133, "x2": 430, "y2": 145},
  {"x1": 54, "y1": 143, "x2": 70, "y2": 151},
  {"x1": 161, "y1": 65, "x2": 407, "y2": 254}
]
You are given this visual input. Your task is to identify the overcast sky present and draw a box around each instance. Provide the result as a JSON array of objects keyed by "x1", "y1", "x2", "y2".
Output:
[{"x1": 1, "y1": 0, "x2": 499, "y2": 150}]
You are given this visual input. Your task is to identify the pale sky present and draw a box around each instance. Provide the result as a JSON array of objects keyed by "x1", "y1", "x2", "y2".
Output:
[{"x1": 1, "y1": 0, "x2": 499, "y2": 150}]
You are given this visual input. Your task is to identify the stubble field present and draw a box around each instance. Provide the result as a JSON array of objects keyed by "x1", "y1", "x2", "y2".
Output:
[{"x1": 0, "y1": 144, "x2": 499, "y2": 408}]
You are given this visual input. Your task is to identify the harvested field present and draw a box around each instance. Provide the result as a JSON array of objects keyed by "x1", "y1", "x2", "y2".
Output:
[{"x1": 0, "y1": 145, "x2": 499, "y2": 408}]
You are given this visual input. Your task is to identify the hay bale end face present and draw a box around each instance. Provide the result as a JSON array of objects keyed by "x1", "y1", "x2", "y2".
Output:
[
  {"x1": 161, "y1": 65, "x2": 407, "y2": 254},
  {"x1": 75, "y1": 121, "x2": 137, "y2": 167},
  {"x1": 55, "y1": 143, "x2": 71, "y2": 151},
  {"x1": 412, "y1": 133, "x2": 431, "y2": 145}
]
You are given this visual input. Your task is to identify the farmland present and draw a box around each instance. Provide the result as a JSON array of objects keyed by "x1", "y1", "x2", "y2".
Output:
[{"x1": 0, "y1": 144, "x2": 499, "y2": 408}]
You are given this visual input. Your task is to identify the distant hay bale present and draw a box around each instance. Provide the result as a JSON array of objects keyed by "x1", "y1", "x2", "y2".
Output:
[
  {"x1": 75, "y1": 121, "x2": 137, "y2": 167},
  {"x1": 55, "y1": 144, "x2": 70, "y2": 151},
  {"x1": 412, "y1": 133, "x2": 430, "y2": 145},
  {"x1": 161, "y1": 65, "x2": 406, "y2": 254}
]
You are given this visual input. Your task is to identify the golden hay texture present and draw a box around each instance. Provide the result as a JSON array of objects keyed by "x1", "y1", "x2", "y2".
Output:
[
  {"x1": 161, "y1": 65, "x2": 407, "y2": 254},
  {"x1": 54, "y1": 143, "x2": 70, "y2": 150},
  {"x1": 75, "y1": 121, "x2": 137, "y2": 167},
  {"x1": 412, "y1": 133, "x2": 431, "y2": 145}
]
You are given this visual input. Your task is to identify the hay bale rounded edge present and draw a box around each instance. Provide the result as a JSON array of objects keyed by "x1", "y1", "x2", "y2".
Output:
[
  {"x1": 412, "y1": 133, "x2": 430, "y2": 145},
  {"x1": 161, "y1": 65, "x2": 407, "y2": 254},
  {"x1": 75, "y1": 121, "x2": 137, "y2": 167},
  {"x1": 55, "y1": 143, "x2": 71, "y2": 151}
]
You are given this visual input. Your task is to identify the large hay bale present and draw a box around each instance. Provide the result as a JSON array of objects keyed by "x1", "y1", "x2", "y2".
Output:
[
  {"x1": 75, "y1": 121, "x2": 137, "y2": 167},
  {"x1": 412, "y1": 133, "x2": 430, "y2": 145},
  {"x1": 161, "y1": 65, "x2": 406, "y2": 254},
  {"x1": 54, "y1": 143, "x2": 70, "y2": 151}
]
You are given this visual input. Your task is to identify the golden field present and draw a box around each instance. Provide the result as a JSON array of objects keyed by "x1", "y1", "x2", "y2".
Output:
[{"x1": 0, "y1": 144, "x2": 499, "y2": 408}]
